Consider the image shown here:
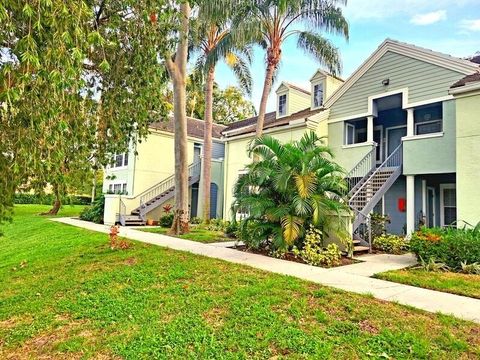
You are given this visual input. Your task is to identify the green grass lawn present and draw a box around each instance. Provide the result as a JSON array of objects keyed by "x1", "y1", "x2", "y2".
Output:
[
  {"x1": 375, "y1": 268, "x2": 480, "y2": 299},
  {"x1": 140, "y1": 226, "x2": 231, "y2": 243},
  {"x1": 1, "y1": 205, "x2": 479, "y2": 359}
]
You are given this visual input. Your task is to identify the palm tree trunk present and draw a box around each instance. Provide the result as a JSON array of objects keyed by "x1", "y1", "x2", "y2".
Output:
[
  {"x1": 255, "y1": 61, "x2": 276, "y2": 138},
  {"x1": 202, "y1": 66, "x2": 215, "y2": 222},
  {"x1": 166, "y1": 2, "x2": 190, "y2": 235}
]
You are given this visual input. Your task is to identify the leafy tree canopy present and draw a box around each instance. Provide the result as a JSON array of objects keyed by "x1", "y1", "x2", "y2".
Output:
[{"x1": 0, "y1": 0, "x2": 177, "y2": 220}]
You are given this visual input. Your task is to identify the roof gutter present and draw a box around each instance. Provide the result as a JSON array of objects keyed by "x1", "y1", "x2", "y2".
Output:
[{"x1": 449, "y1": 82, "x2": 480, "y2": 95}]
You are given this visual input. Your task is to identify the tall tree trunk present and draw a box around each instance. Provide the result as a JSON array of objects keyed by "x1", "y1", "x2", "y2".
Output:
[
  {"x1": 166, "y1": 2, "x2": 190, "y2": 235},
  {"x1": 41, "y1": 184, "x2": 61, "y2": 215},
  {"x1": 255, "y1": 61, "x2": 277, "y2": 138},
  {"x1": 202, "y1": 66, "x2": 215, "y2": 222}
]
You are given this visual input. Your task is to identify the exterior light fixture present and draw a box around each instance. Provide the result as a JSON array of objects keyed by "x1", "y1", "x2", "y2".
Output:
[{"x1": 382, "y1": 79, "x2": 390, "y2": 86}]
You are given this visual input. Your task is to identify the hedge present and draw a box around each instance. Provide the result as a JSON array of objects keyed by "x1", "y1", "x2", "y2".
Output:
[
  {"x1": 410, "y1": 227, "x2": 480, "y2": 270},
  {"x1": 14, "y1": 193, "x2": 92, "y2": 206}
]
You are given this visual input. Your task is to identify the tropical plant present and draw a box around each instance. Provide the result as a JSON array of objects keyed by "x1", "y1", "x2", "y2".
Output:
[
  {"x1": 410, "y1": 226, "x2": 480, "y2": 270},
  {"x1": 372, "y1": 234, "x2": 409, "y2": 255},
  {"x1": 192, "y1": 13, "x2": 252, "y2": 223},
  {"x1": 232, "y1": 131, "x2": 349, "y2": 250},
  {"x1": 229, "y1": 0, "x2": 349, "y2": 136},
  {"x1": 293, "y1": 225, "x2": 342, "y2": 267}
]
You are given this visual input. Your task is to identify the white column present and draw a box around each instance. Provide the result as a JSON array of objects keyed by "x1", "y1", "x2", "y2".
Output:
[
  {"x1": 367, "y1": 115, "x2": 374, "y2": 143},
  {"x1": 407, "y1": 108, "x2": 414, "y2": 137},
  {"x1": 406, "y1": 175, "x2": 415, "y2": 235},
  {"x1": 421, "y1": 179, "x2": 427, "y2": 225}
]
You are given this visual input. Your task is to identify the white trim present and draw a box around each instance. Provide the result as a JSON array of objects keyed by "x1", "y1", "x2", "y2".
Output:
[
  {"x1": 367, "y1": 88, "x2": 409, "y2": 115},
  {"x1": 345, "y1": 123, "x2": 355, "y2": 145},
  {"x1": 373, "y1": 125, "x2": 384, "y2": 165},
  {"x1": 277, "y1": 93, "x2": 288, "y2": 118},
  {"x1": 386, "y1": 125, "x2": 407, "y2": 158},
  {"x1": 402, "y1": 132, "x2": 444, "y2": 141},
  {"x1": 406, "y1": 95, "x2": 453, "y2": 109},
  {"x1": 327, "y1": 95, "x2": 453, "y2": 125},
  {"x1": 223, "y1": 121, "x2": 307, "y2": 141},
  {"x1": 440, "y1": 183, "x2": 457, "y2": 227},
  {"x1": 342, "y1": 141, "x2": 376, "y2": 149},
  {"x1": 427, "y1": 186, "x2": 436, "y2": 227},
  {"x1": 449, "y1": 82, "x2": 480, "y2": 95},
  {"x1": 324, "y1": 39, "x2": 478, "y2": 109},
  {"x1": 422, "y1": 180, "x2": 427, "y2": 223},
  {"x1": 406, "y1": 175, "x2": 415, "y2": 235}
]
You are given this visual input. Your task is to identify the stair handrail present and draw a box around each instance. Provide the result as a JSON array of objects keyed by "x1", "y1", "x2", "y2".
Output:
[
  {"x1": 346, "y1": 145, "x2": 377, "y2": 195},
  {"x1": 138, "y1": 161, "x2": 202, "y2": 220},
  {"x1": 349, "y1": 143, "x2": 403, "y2": 208}
]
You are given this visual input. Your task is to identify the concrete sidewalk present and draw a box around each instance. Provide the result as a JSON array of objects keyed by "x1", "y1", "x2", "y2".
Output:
[{"x1": 52, "y1": 217, "x2": 480, "y2": 324}]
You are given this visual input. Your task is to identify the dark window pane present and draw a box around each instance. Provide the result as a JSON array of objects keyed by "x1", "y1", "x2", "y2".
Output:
[
  {"x1": 416, "y1": 120, "x2": 442, "y2": 135},
  {"x1": 314, "y1": 84, "x2": 323, "y2": 107},
  {"x1": 279, "y1": 95, "x2": 287, "y2": 115},
  {"x1": 115, "y1": 154, "x2": 123, "y2": 167},
  {"x1": 444, "y1": 207, "x2": 457, "y2": 226}
]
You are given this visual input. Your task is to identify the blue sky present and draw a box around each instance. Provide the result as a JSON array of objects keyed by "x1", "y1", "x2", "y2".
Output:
[{"x1": 212, "y1": 0, "x2": 480, "y2": 113}]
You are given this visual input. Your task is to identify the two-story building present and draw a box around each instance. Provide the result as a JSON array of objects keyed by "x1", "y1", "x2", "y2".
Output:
[{"x1": 103, "y1": 39, "x2": 480, "y2": 246}]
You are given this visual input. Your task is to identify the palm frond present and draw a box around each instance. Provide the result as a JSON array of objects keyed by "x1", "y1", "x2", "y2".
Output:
[{"x1": 297, "y1": 31, "x2": 342, "y2": 75}]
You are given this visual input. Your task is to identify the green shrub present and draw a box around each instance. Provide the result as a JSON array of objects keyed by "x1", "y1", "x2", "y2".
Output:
[
  {"x1": 410, "y1": 227, "x2": 480, "y2": 270},
  {"x1": 224, "y1": 221, "x2": 238, "y2": 238},
  {"x1": 15, "y1": 193, "x2": 91, "y2": 205},
  {"x1": 372, "y1": 234, "x2": 409, "y2": 254},
  {"x1": 190, "y1": 217, "x2": 202, "y2": 224},
  {"x1": 204, "y1": 218, "x2": 228, "y2": 232},
  {"x1": 370, "y1": 212, "x2": 390, "y2": 240},
  {"x1": 79, "y1": 196, "x2": 105, "y2": 224},
  {"x1": 236, "y1": 219, "x2": 272, "y2": 249},
  {"x1": 292, "y1": 226, "x2": 342, "y2": 267},
  {"x1": 159, "y1": 214, "x2": 174, "y2": 228}
]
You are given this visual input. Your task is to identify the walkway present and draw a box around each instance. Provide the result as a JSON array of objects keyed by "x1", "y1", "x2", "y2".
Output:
[{"x1": 52, "y1": 218, "x2": 480, "y2": 324}]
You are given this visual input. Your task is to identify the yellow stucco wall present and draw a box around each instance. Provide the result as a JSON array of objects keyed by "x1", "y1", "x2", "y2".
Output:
[
  {"x1": 455, "y1": 90, "x2": 480, "y2": 227},
  {"x1": 104, "y1": 130, "x2": 197, "y2": 197},
  {"x1": 222, "y1": 126, "x2": 309, "y2": 220}
]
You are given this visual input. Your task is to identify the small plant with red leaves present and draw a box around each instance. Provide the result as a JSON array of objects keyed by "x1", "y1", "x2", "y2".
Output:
[
  {"x1": 109, "y1": 225, "x2": 120, "y2": 250},
  {"x1": 163, "y1": 204, "x2": 173, "y2": 214}
]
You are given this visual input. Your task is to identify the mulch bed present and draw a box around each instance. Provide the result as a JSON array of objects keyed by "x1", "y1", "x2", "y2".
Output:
[{"x1": 231, "y1": 245, "x2": 359, "y2": 268}]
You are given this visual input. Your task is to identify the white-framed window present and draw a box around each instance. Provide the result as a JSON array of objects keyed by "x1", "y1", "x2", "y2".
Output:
[
  {"x1": 414, "y1": 103, "x2": 443, "y2": 135},
  {"x1": 344, "y1": 119, "x2": 368, "y2": 145},
  {"x1": 440, "y1": 184, "x2": 456, "y2": 227},
  {"x1": 345, "y1": 123, "x2": 355, "y2": 145},
  {"x1": 108, "y1": 183, "x2": 128, "y2": 194},
  {"x1": 112, "y1": 153, "x2": 128, "y2": 168},
  {"x1": 278, "y1": 94, "x2": 287, "y2": 116},
  {"x1": 313, "y1": 83, "x2": 324, "y2": 108}
]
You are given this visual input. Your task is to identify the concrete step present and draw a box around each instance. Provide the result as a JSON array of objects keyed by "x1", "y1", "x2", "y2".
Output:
[{"x1": 353, "y1": 245, "x2": 370, "y2": 253}]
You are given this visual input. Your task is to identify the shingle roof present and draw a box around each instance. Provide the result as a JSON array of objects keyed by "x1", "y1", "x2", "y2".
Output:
[
  {"x1": 150, "y1": 116, "x2": 226, "y2": 139},
  {"x1": 450, "y1": 72, "x2": 480, "y2": 88},
  {"x1": 223, "y1": 107, "x2": 323, "y2": 137}
]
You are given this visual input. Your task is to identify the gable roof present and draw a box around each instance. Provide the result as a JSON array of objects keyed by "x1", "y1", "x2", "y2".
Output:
[
  {"x1": 309, "y1": 69, "x2": 344, "y2": 82},
  {"x1": 222, "y1": 107, "x2": 323, "y2": 137},
  {"x1": 324, "y1": 39, "x2": 480, "y2": 108},
  {"x1": 150, "y1": 116, "x2": 226, "y2": 140},
  {"x1": 276, "y1": 81, "x2": 311, "y2": 95}
]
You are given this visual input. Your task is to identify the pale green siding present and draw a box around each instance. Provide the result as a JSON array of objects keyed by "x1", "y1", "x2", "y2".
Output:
[
  {"x1": 455, "y1": 91, "x2": 480, "y2": 226},
  {"x1": 328, "y1": 121, "x2": 374, "y2": 172},
  {"x1": 403, "y1": 100, "x2": 456, "y2": 175},
  {"x1": 330, "y1": 51, "x2": 466, "y2": 120}
]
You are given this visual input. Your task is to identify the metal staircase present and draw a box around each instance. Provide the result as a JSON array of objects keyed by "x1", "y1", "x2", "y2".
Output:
[
  {"x1": 119, "y1": 161, "x2": 201, "y2": 226},
  {"x1": 347, "y1": 144, "x2": 403, "y2": 252}
]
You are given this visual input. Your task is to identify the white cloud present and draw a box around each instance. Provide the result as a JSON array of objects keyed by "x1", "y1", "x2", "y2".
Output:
[
  {"x1": 410, "y1": 10, "x2": 447, "y2": 25},
  {"x1": 459, "y1": 19, "x2": 480, "y2": 32}
]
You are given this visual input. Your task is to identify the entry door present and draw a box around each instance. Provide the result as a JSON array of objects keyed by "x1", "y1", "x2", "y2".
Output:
[
  {"x1": 386, "y1": 126, "x2": 407, "y2": 157},
  {"x1": 426, "y1": 187, "x2": 436, "y2": 227}
]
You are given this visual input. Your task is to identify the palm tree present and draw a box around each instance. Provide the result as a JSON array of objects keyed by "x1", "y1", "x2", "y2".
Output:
[
  {"x1": 193, "y1": 19, "x2": 252, "y2": 222},
  {"x1": 232, "y1": 131, "x2": 348, "y2": 249},
  {"x1": 231, "y1": 0, "x2": 349, "y2": 137}
]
